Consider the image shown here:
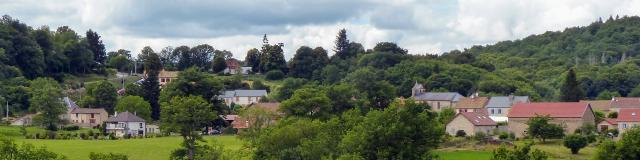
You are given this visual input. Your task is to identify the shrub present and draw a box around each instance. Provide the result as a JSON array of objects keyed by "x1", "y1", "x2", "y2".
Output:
[
  {"x1": 509, "y1": 132, "x2": 516, "y2": 140},
  {"x1": 455, "y1": 130, "x2": 467, "y2": 137},
  {"x1": 63, "y1": 125, "x2": 80, "y2": 131},
  {"x1": 563, "y1": 134, "x2": 588, "y2": 154},
  {"x1": 607, "y1": 112, "x2": 618, "y2": 118},
  {"x1": 265, "y1": 70, "x2": 285, "y2": 80},
  {"x1": 606, "y1": 128, "x2": 619, "y2": 137},
  {"x1": 89, "y1": 152, "x2": 129, "y2": 160},
  {"x1": 108, "y1": 133, "x2": 117, "y2": 140},
  {"x1": 492, "y1": 143, "x2": 548, "y2": 160},
  {"x1": 80, "y1": 132, "x2": 88, "y2": 140},
  {"x1": 19, "y1": 126, "x2": 27, "y2": 136},
  {"x1": 88, "y1": 130, "x2": 95, "y2": 137},
  {"x1": 499, "y1": 132, "x2": 509, "y2": 140},
  {"x1": 474, "y1": 132, "x2": 488, "y2": 142},
  {"x1": 46, "y1": 131, "x2": 57, "y2": 139}
]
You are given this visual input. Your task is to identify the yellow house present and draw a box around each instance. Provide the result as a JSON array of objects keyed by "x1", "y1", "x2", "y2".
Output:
[{"x1": 68, "y1": 108, "x2": 109, "y2": 128}]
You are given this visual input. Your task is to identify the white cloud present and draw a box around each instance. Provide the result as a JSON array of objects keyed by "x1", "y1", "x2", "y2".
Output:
[{"x1": 2, "y1": 0, "x2": 640, "y2": 59}]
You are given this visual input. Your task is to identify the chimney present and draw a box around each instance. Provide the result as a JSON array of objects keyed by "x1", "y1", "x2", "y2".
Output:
[
  {"x1": 114, "y1": 111, "x2": 118, "y2": 117},
  {"x1": 134, "y1": 111, "x2": 137, "y2": 116}
]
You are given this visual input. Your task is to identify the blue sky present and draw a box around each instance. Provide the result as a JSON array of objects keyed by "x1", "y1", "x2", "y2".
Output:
[{"x1": 2, "y1": 0, "x2": 639, "y2": 59}]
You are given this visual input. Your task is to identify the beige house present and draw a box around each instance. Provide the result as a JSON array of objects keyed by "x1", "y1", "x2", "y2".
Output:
[
  {"x1": 617, "y1": 108, "x2": 640, "y2": 134},
  {"x1": 222, "y1": 90, "x2": 268, "y2": 106},
  {"x1": 454, "y1": 96, "x2": 489, "y2": 113},
  {"x1": 68, "y1": 108, "x2": 109, "y2": 128},
  {"x1": 446, "y1": 112, "x2": 499, "y2": 136},
  {"x1": 158, "y1": 70, "x2": 178, "y2": 86},
  {"x1": 610, "y1": 97, "x2": 640, "y2": 113},
  {"x1": 410, "y1": 82, "x2": 464, "y2": 112},
  {"x1": 507, "y1": 102, "x2": 595, "y2": 138}
]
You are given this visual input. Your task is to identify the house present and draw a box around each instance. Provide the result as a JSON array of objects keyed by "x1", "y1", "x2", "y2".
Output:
[
  {"x1": 223, "y1": 59, "x2": 240, "y2": 74},
  {"x1": 507, "y1": 102, "x2": 595, "y2": 138},
  {"x1": 62, "y1": 97, "x2": 80, "y2": 121},
  {"x1": 68, "y1": 108, "x2": 109, "y2": 128},
  {"x1": 230, "y1": 103, "x2": 281, "y2": 132},
  {"x1": 598, "y1": 118, "x2": 618, "y2": 132},
  {"x1": 454, "y1": 95, "x2": 489, "y2": 113},
  {"x1": 158, "y1": 70, "x2": 178, "y2": 86},
  {"x1": 610, "y1": 97, "x2": 640, "y2": 113},
  {"x1": 485, "y1": 96, "x2": 529, "y2": 122},
  {"x1": 617, "y1": 108, "x2": 640, "y2": 134},
  {"x1": 446, "y1": 112, "x2": 501, "y2": 136},
  {"x1": 104, "y1": 111, "x2": 146, "y2": 137},
  {"x1": 10, "y1": 114, "x2": 35, "y2": 126},
  {"x1": 410, "y1": 82, "x2": 464, "y2": 112},
  {"x1": 222, "y1": 90, "x2": 268, "y2": 106},
  {"x1": 580, "y1": 100, "x2": 612, "y2": 113},
  {"x1": 145, "y1": 124, "x2": 161, "y2": 135}
]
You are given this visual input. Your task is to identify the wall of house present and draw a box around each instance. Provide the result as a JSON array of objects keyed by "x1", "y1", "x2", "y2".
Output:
[
  {"x1": 69, "y1": 113, "x2": 108, "y2": 127},
  {"x1": 446, "y1": 115, "x2": 476, "y2": 136},
  {"x1": 106, "y1": 122, "x2": 146, "y2": 137},
  {"x1": 598, "y1": 121, "x2": 615, "y2": 132},
  {"x1": 422, "y1": 100, "x2": 454, "y2": 112},
  {"x1": 456, "y1": 108, "x2": 484, "y2": 113},
  {"x1": 487, "y1": 108, "x2": 510, "y2": 117},
  {"x1": 618, "y1": 122, "x2": 640, "y2": 134},
  {"x1": 475, "y1": 125, "x2": 500, "y2": 135},
  {"x1": 225, "y1": 96, "x2": 262, "y2": 105},
  {"x1": 509, "y1": 117, "x2": 592, "y2": 138}
]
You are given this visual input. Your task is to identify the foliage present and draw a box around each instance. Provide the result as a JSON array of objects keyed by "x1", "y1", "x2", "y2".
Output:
[
  {"x1": 160, "y1": 67, "x2": 225, "y2": 114},
  {"x1": 288, "y1": 46, "x2": 328, "y2": 79},
  {"x1": 594, "y1": 127, "x2": 640, "y2": 160},
  {"x1": 84, "y1": 80, "x2": 118, "y2": 113},
  {"x1": 264, "y1": 70, "x2": 285, "y2": 80},
  {"x1": 115, "y1": 96, "x2": 151, "y2": 121},
  {"x1": 251, "y1": 79, "x2": 269, "y2": 92},
  {"x1": 30, "y1": 78, "x2": 65, "y2": 130},
  {"x1": 161, "y1": 96, "x2": 217, "y2": 160},
  {"x1": 244, "y1": 48, "x2": 260, "y2": 73},
  {"x1": 563, "y1": 134, "x2": 588, "y2": 154},
  {"x1": 211, "y1": 55, "x2": 226, "y2": 73},
  {"x1": 560, "y1": 68, "x2": 584, "y2": 102},
  {"x1": 88, "y1": 152, "x2": 128, "y2": 160},
  {"x1": 0, "y1": 137, "x2": 66, "y2": 160},
  {"x1": 596, "y1": 90, "x2": 620, "y2": 100},
  {"x1": 526, "y1": 115, "x2": 564, "y2": 142},
  {"x1": 280, "y1": 87, "x2": 332, "y2": 119},
  {"x1": 273, "y1": 78, "x2": 307, "y2": 101},
  {"x1": 491, "y1": 143, "x2": 548, "y2": 160},
  {"x1": 438, "y1": 107, "x2": 457, "y2": 125},
  {"x1": 141, "y1": 48, "x2": 161, "y2": 120},
  {"x1": 607, "y1": 112, "x2": 618, "y2": 118}
]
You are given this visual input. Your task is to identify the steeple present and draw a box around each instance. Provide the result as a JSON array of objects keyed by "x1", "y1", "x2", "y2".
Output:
[{"x1": 411, "y1": 81, "x2": 425, "y2": 97}]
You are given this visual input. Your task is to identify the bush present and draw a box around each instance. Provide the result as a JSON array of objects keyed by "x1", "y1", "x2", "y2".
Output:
[
  {"x1": 88, "y1": 130, "x2": 95, "y2": 137},
  {"x1": 108, "y1": 133, "x2": 117, "y2": 140},
  {"x1": 474, "y1": 132, "x2": 488, "y2": 142},
  {"x1": 89, "y1": 152, "x2": 129, "y2": 160},
  {"x1": 492, "y1": 143, "x2": 548, "y2": 160},
  {"x1": 499, "y1": 132, "x2": 509, "y2": 140},
  {"x1": 455, "y1": 130, "x2": 467, "y2": 137},
  {"x1": 63, "y1": 125, "x2": 80, "y2": 131},
  {"x1": 607, "y1": 112, "x2": 618, "y2": 118},
  {"x1": 80, "y1": 132, "x2": 88, "y2": 140},
  {"x1": 563, "y1": 134, "x2": 588, "y2": 154},
  {"x1": 265, "y1": 70, "x2": 285, "y2": 80}
]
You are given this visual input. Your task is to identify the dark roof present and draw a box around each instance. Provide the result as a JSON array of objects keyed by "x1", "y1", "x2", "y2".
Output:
[
  {"x1": 617, "y1": 108, "x2": 640, "y2": 122},
  {"x1": 485, "y1": 96, "x2": 529, "y2": 108},
  {"x1": 63, "y1": 97, "x2": 79, "y2": 112},
  {"x1": 222, "y1": 90, "x2": 267, "y2": 98},
  {"x1": 105, "y1": 111, "x2": 145, "y2": 122},
  {"x1": 457, "y1": 112, "x2": 497, "y2": 126},
  {"x1": 508, "y1": 102, "x2": 592, "y2": 118},
  {"x1": 454, "y1": 97, "x2": 489, "y2": 109},
  {"x1": 69, "y1": 108, "x2": 107, "y2": 114},
  {"x1": 610, "y1": 97, "x2": 640, "y2": 108},
  {"x1": 414, "y1": 92, "x2": 464, "y2": 101}
]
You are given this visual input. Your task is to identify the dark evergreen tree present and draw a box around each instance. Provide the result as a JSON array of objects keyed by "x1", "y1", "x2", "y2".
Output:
[
  {"x1": 560, "y1": 68, "x2": 584, "y2": 102},
  {"x1": 373, "y1": 42, "x2": 408, "y2": 54},
  {"x1": 211, "y1": 55, "x2": 226, "y2": 73},
  {"x1": 288, "y1": 46, "x2": 315, "y2": 79},
  {"x1": 333, "y1": 28, "x2": 351, "y2": 59},
  {"x1": 141, "y1": 47, "x2": 162, "y2": 120},
  {"x1": 86, "y1": 29, "x2": 106, "y2": 68}
]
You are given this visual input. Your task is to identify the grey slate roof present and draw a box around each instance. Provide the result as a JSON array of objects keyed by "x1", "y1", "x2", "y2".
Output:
[
  {"x1": 63, "y1": 97, "x2": 79, "y2": 112},
  {"x1": 222, "y1": 90, "x2": 267, "y2": 98},
  {"x1": 414, "y1": 92, "x2": 464, "y2": 102},
  {"x1": 486, "y1": 96, "x2": 529, "y2": 108},
  {"x1": 105, "y1": 111, "x2": 145, "y2": 122},
  {"x1": 70, "y1": 108, "x2": 107, "y2": 114}
]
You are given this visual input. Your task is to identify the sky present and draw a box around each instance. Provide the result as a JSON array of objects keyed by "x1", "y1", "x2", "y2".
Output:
[{"x1": 2, "y1": 0, "x2": 640, "y2": 59}]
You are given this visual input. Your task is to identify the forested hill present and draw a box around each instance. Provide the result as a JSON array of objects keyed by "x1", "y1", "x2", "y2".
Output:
[{"x1": 441, "y1": 15, "x2": 640, "y2": 100}]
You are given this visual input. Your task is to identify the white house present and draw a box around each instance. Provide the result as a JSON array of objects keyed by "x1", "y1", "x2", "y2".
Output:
[
  {"x1": 222, "y1": 90, "x2": 268, "y2": 106},
  {"x1": 104, "y1": 111, "x2": 146, "y2": 137}
]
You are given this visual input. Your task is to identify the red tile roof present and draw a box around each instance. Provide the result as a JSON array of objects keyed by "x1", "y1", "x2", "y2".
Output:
[
  {"x1": 455, "y1": 97, "x2": 489, "y2": 109},
  {"x1": 508, "y1": 102, "x2": 592, "y2": 118},
  {"x1": 602, "y1": 118, "x2": 618, "y2": 125},
  {"x1": 610, "y1": 97, "x2": 640, "y2": 108},
  {"x1": 617, "y1": 108, "x2": 640, "y2": 122},
  {"x1": 458, "y1": 112, "x2": 496, "y2": 126}
]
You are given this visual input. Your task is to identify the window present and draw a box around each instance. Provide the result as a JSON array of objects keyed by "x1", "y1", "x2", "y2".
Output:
[
  {"x1": 498, "y1": 109, "x2": 502, "y2": 114},
  {"x1": 491, "y1": 109, "x2": 495, "y2": 114},
  {"x1": 91, "y1": 113, "x2": 95, "y2": 118},
  {"x1": 75, "y1": 113, "x2": 78, "y2": 117},
  {"x1": 139, "y1": 123, "x2": 143, "y2": 128},
  {"x1": 623, "y1": 123, "x2": 628, "y2": 129}
]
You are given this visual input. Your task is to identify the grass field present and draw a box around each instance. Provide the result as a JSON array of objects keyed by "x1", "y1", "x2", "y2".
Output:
[{"x1": 435, "y1": 150, "x2": 492, "y2": 160}]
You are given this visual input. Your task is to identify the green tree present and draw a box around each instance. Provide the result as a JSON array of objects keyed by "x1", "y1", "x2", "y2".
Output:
[
  {"x1": 244, "y1": 48, "x2": 260, "y2": 73},
  {"x1": 594, "y1": 127, "x2": 640, "y2": 160},
  {"x1": 288, "y1": 46, "x2": 316, "y2": 79},
  {"x1": 29, "y1": 78, "x2": 64, "y2": 131},
  {"x1": 280, "y1": 87, "x2": 332, "y2": 119},
  {"x1": 174, "y1": 46, "x2": 192, "y2": 70},
  {"x1": 141, "y1": 47, "x2": 162, "y2": 120},
  {"x1": 158, "y1": 46, "x2": 177, "y2": 71},
  {"x1": 211, "y1": 55, "x2": 226, "y2": 73},
  {"x1": 563, "y1": 134, "x2": 588, "y2": 154},
  {"x1": 339, "y1": 100, "x2": 443, "y2": 159},
  {"x1": 160, "y1": 67, "x2": 225, "y2": 114},
  {"x1": 87, "y1": 80, "x2": 118, "y2": 114},
  {"x1": 273, "y1": 78, "x2": 307, "y2": 101},
  {"x1": 560, "y1": 68, "x2": 584, "y2": 102},
  {"x1": 189, "y1": 44, "x2": 214, "y2": 70},
  {"x1": 251, "y1": 79, "x2": 269, "y2": 92},
  {"x1": 107, "y1": 55, "x2": 131, "y2": 72},
  {"x1": 596, "y1": 90, "x2": 621, "y2": 100},
  {"x1": 0, "y1": 137, "x2": 66, "y2": 160},
  {"x1": 86, "y1": 29, "x2": 106, "y2": 70},
  {"x1": 438, "y1": 107, "x2": 456, "y2": 125},
  {"x1": 333, "y1": 28, "x2": 352, "y2": 59},
  {"x1": 527, "y1": 115, "x2": 565, "y2": 142},
  {"x1": 161, "y1": 96, "x2": 217, "y2": 160},
  {"x1": 115, "y1": 96, "x2": 151, "y2": 121},
  {"x1": 326, "y1": 83, "x2": 363, "y2": 113},
  {"x1": 372, "y1": 42, "x2": 407, "y2": 54}
]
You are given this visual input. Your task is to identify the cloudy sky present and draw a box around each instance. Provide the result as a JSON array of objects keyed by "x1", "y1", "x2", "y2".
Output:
[{"x1": 2, "y1": 0, "x2": 640, "y2": 59}]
